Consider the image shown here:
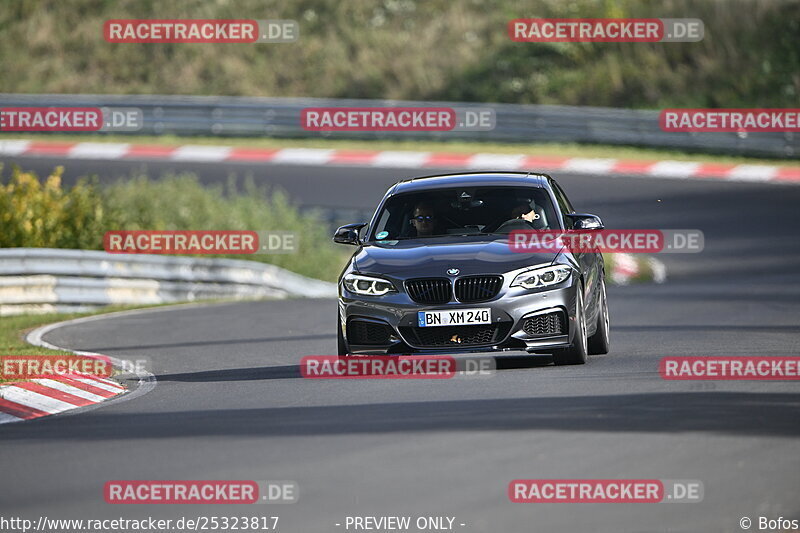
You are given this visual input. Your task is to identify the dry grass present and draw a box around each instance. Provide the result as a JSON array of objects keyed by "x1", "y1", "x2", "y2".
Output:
[{"x1": 0, "y1": 0, "x2": 796, "y2": 108}]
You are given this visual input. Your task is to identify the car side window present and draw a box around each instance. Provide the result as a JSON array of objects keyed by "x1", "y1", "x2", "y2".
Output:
[
  {"x1": 373, "y1": 208, "x2": 391, "y2": 239},
  {"x1": 551, "y1": 180, "x2": 574, "y2": 215}
]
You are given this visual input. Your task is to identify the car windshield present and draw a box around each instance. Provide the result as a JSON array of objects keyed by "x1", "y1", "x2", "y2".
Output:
[{"x1": 370, "y1": 186, "x2": 560, "y2": 241}]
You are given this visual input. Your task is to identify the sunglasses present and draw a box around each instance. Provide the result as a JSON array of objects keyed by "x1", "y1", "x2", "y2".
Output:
[{"x1": 413, "y1": 215, "x2": 435, "y2": 222}]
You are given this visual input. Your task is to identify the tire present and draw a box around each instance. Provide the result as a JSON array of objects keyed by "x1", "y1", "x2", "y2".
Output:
[
  {"x1": 552, "y1": 285, "x2": 588, "y2": 366},
  {"x1": 587, "y1": 276, "x2": 610, "y2": 355},
  {"x1": 337, "y1": 313, "x2": 349, "y2": 356}
]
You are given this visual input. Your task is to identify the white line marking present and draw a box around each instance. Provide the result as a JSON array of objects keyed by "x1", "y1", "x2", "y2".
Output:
[
  {"x1": 270, "y1": 148, "x2": 335, "y2": 165},
  {"x1": 72, "y1": 377, "x2": 124, "y2": 393},
  {"x1": 0, "y1": 387, "x2": 79, "y2": 413},
  {"x1": 728, "y1": 165, "x2": 779, "y2": 181},
  {"x1": 170, "y1": 145, "x2": 232, "y2": 161},
  {"x1": 0, "y1": 140, "x2": 31, "y2": 155},
  {"x1": 562, "y1": 158, "x2": 618, "y2": 174},
  {"x1": 34, "y1": 379, "x2": 107, "y2": 402},
  {"x1": 68, "y1": 143, "x2": 130, "y2": 159},
  {"x1": 72, "y1": 371, "x2": 125, "y2": 389},
  {"x1": 647, "y1": 160, "x2": 701, "y2": 178},
  {"x1": 370, "y1": 151, "x2": 430, "y2": 168},
  {"x1": 467, "y1": 153, "x2": 527, "y2": 169}
]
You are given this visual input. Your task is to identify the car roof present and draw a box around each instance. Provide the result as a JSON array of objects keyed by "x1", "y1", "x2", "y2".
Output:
[{"x1": 391, "y1": 171, "x2": 550, "y2": 195}]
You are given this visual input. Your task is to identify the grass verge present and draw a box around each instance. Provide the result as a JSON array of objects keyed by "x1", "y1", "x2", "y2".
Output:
[{"x1": 0, "y1": 304, "x2": 175, "y2": 384}]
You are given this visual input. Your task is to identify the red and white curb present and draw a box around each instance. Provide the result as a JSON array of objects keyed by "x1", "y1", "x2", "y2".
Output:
[
  {"x1": 0, "y1": 309, "x2": 158, "y2": 425},
  {"x1": 1, "y1": 139, "x2": 799, "y2": 184},
  {"x1": 0, "y1": 372, "x2": 126, "y2": 423}
]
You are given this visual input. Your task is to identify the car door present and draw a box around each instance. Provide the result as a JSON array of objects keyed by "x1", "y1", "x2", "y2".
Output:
[{"x1": 550, "y1": 179, "x2": 602, "y2": 326}]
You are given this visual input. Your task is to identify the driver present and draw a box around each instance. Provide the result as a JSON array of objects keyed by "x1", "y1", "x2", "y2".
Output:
[
  {"x1": 510, "y1": 202, "x2": 541, "y2": 224},
  {"x1": 410, "y1": 201, "x2": 438, "y2": 237}
]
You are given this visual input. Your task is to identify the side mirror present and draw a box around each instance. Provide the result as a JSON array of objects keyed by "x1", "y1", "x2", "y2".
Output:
[
  {"x1": 333, "y1": 223, "x2": 367, "y2": 245},
  {"x1": 565, "y1": 213, "x2": 604, "y2": 230}
]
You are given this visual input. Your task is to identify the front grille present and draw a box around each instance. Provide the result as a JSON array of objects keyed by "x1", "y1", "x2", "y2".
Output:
[
  {"x1": 405, "y1": 278, "x2": 451, "y2": 304},
  {"x1": 400, "y1": 323, "x2": 511, "y2": 348},
  {"x1": 455, "y1": 275, "x2": 503, "y2": 303},
  {"x1": 348, "y1": 320, "x2": 393, "y2": 345},
  {"x1": 522, "y1": 311, "x2": 565, "y2": 337}
]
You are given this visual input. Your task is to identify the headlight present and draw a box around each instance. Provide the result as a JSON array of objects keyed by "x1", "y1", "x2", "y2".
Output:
[
  {"x1": 342, "y1": 273, "x2": 397, "y2": 296},
  {"x1": 511, "y1": 265, "x2": 572, "y2": 289}
]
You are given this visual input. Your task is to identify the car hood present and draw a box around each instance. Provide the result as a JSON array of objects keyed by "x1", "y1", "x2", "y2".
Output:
[{"x1": 353, "y1": 238, "x2": 559, "y2": 277}]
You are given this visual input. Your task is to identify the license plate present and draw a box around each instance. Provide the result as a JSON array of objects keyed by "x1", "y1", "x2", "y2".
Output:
[{"x1": 417, "y1": 308, "x2": 491, "y2": 328}]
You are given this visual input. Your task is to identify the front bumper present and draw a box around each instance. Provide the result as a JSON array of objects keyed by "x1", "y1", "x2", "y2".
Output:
[{"x1": 339, "y1": 280, "x2": 579, "y2": 355}]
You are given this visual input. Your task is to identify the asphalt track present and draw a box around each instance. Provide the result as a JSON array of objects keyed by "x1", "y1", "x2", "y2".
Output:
[{"x1": 1, "y1": 154, "x2": 800, "y2": 533}]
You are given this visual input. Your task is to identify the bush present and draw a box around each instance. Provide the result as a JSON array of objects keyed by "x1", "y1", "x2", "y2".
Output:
[
  {"x1": 0, "y1": 166, "x2": 106, "y2": 249},
  {"x1": 0, "y1": 166, "x2": 348, "y2": 282}
]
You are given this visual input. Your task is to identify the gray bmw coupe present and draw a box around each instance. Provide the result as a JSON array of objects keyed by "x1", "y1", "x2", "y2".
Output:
[{"x1": 333, "y1": 172, "x2": 609, "y2": 365}]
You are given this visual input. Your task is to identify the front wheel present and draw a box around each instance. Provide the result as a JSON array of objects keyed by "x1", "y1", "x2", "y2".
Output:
[
  {"x1": 552, "y1": 285, "x2": 588, "y2": 366},
  {"x1": 587, "y1": 277, "x2": 610, "y2": 355}
]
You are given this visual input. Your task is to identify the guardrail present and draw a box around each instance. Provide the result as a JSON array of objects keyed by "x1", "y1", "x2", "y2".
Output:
[
  {"x1": 1, "y1": 93, "x2": 795, "y2": 158},
  {"x1": 0, "y1": 248, "x2": 336, "y2": 315}
]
